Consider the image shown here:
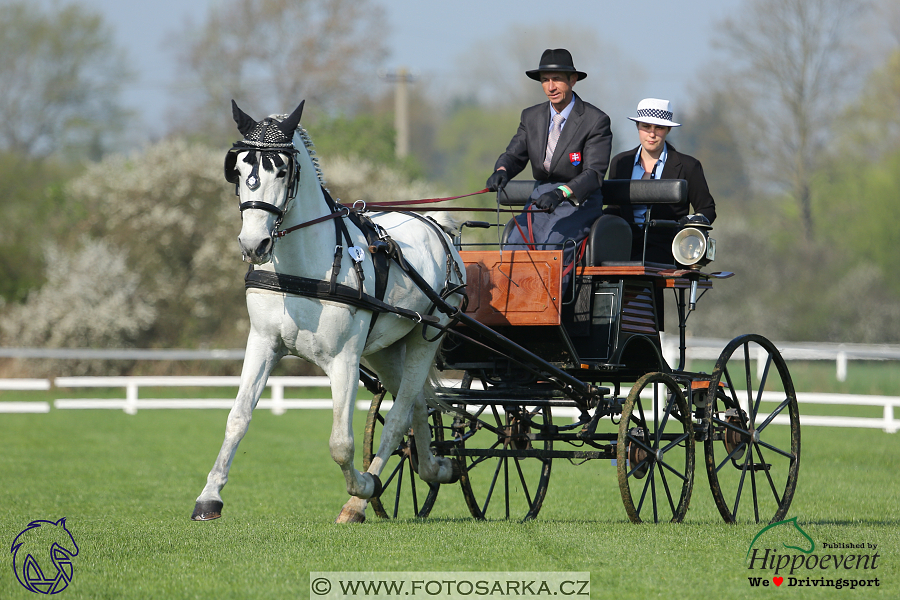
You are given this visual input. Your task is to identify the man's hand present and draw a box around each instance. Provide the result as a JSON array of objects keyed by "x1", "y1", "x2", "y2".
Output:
[
  {"x1": 486, "y1": 169, "x2": 510, "y2": 192},
  {"x1": 678, "y1": 213, "x2": 710, "y2": 226},
  {"x1": 534, "y1": 188, "x2": 566, "y2": 213}
]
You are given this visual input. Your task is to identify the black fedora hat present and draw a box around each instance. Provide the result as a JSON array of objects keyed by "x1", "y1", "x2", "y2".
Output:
[{"x1": 525, "y1": 48, "x2": 587, "y2": 81}]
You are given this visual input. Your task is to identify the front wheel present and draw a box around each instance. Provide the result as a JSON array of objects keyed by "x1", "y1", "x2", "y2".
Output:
[
  {"x1": 704, "y1": 334, "x2": 800, "y2": 524},
  {"x1": 617, "y1": 372, "x2": 695, "y2": 523},
  {"x1": 455, "y1": 402, "x2": 552, "y2": 521}
]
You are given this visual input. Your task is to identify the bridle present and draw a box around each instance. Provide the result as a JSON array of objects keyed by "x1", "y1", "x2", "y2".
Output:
[{"x1": 224, "y1": 141, "x2": 302, "y2": 231}]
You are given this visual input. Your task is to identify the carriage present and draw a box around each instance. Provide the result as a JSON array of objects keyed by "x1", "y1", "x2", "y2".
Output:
[
  {"x1": 359, "y1": 178, "x2": 801, "y2": 525},
  {"x1": 193, "y1": 101, "x2": 800, "y2": 527}
]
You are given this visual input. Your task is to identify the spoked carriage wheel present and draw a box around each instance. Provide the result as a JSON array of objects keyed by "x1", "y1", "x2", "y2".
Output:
[
  {"x1": 704, "y1": 334, "x2": 800, "y2": 524},
  {"x1": 617, "y1": 372, "x2": 695, "y2": 523},
  {"x1": 454, "y1": 401, "x2": 552, "y2": 521},
  {"x1": 362, "y1": 390, "x2": 442, "y2": 519}
]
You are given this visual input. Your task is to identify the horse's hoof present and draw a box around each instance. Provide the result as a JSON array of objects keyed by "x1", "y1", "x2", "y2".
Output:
[
  {"x1": 335, "y1": 507, "x2": 366, "y2": 524},
  {"x1": 191, "y1": 500, "x2": 224, "y2": 521}
]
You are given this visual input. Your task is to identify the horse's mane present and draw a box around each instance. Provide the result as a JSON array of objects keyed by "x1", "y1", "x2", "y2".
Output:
[{"x1": 272, "y1": 113, "x2": 328, "y2": 193}]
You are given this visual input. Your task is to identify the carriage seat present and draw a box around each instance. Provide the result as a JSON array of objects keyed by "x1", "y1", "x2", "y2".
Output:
[{"x1": 498, "y1": 179, "x2": 687, "y2": 267}]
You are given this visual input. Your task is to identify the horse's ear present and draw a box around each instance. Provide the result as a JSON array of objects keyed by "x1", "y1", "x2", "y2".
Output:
[
  {"x1": 277, "y1": 100, "x2": 305, "y2": 137},
  {"x1": 232, "y1": 100, "x2": 257, "y2": 136}
]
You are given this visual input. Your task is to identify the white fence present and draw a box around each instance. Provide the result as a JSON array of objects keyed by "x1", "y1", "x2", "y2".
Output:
[
  {"x1": 0, "y1": 375, "x2": 896, "y2": 433},
  {"x1": 0, "y1": 378, "x2": 52, "y2": 413},
  {"x1": 54, "y1": 376, "x2": 339, "y2": 416}
]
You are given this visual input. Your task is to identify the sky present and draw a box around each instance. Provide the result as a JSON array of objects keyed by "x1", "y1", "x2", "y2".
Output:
[{"x1": 55, "y1": 0, "x2": 746, "y2": 141}]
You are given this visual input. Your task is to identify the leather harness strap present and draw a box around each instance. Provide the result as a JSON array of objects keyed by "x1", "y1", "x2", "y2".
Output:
[
  {"x1": 244, "y1": 198, "x2": 464, "y2": 338},
  {"x1": 244, "y1": 269, "x2": 441, "y2": 326}
]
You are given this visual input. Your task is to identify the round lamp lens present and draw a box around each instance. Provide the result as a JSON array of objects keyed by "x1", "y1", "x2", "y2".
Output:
[{"x1": 678, "y1": 234, "x2": 705, "y2": 262}]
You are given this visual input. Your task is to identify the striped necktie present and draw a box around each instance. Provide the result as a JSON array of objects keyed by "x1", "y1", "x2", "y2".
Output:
[{"x1": 543, "y1": 113, "x2": 565, "y2": 172}]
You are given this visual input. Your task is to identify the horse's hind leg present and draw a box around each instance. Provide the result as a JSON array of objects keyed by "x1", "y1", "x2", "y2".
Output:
[
  {"x1": 356, "y1": 333, "x2": 457, "y2": 495},
  {"x1": 409, "y1": 380, "x2": 460, "y2": 485},
  {"x1": 192, "y1": 331, "x2": 282, "y2": 520}
]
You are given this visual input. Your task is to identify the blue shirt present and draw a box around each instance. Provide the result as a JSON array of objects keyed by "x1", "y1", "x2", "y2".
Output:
[
  {"x1": 629, "y1": 143, "x2": 668, "y2": 224},
  {"x1": 548, "y1": 95, "x2": 576, "y2": 134}
]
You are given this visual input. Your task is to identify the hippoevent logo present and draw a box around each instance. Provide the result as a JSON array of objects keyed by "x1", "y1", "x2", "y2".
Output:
[
  {"x1": 746, "y1": 517, "x2": 881, "y2": 590},
  {"x1": 10, "y1": 518, "x2": 79, "y2": 594}
]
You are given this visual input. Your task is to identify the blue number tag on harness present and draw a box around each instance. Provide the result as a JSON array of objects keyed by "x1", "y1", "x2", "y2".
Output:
[{"x1": 348, "y1": 246, "x2": 366, "y2": 263}]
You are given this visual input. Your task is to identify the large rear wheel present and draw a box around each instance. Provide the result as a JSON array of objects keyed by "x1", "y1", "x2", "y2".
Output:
[{"x1": 704, "y1": 334, "x2": 800, "y2": 524}]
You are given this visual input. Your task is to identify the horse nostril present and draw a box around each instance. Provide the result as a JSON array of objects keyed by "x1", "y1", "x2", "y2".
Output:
[{"x1": 256, "y1": 238, "x2": 272, "y2": 256}]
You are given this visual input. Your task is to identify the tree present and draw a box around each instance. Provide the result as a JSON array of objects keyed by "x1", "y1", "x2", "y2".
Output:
[
  {"x1": 171, "y1": 0, "x2": 388, "y2": 141},
  {"x1": 433, "y1": 102, "x2": 522, "y2": 194},
  {"x1": 0, "y1": 2, "x2": 131, "y2": 158},
  {"x1": 713, "y1": 0, "x2": 865, "y2": 238},
  {"x1": 813, "y1": 50, "x2": 900, "y2": 291},
  {"x1": 673, "y1": 91, "x2": 752, "y2": 203},
  {"x1": 0, "y1": 238, "x2": 156, "y2": 376}
]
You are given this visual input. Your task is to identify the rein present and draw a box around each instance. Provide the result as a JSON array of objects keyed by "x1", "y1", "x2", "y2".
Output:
[
  {"x1": 272, "y1": 187, "x2": 544, "y2": 240},
  {"x1": 273, "y1": 205, "x2": 349, "y2": 238},
  {"x1": 359, "y1": 188, "x2": 491, "y2": 207}
]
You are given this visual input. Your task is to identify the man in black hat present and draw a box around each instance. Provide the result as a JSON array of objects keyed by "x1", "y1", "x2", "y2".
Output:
[{"x1": 486, "y1": 48, "x2": 612, "y2": 273}]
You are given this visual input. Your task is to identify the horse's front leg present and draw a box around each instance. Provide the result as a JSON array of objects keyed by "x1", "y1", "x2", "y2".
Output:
[{"x1": 192, "y1": 330, "x2": 282, "y2": 520}]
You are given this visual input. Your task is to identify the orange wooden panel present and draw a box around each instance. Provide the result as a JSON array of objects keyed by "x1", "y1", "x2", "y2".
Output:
[{"x1": 460, "y1": 250, "x2": 562, "y2": 326}]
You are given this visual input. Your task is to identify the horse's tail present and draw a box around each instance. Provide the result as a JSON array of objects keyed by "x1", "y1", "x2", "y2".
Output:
[{"x1": 424, "y1": 211, "x2": 461, "y2": 238}]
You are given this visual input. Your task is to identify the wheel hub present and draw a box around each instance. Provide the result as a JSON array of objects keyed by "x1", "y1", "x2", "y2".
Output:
[
  {"x1": 503, "y1": 412, "x2": 533, "y2": 452},
  {"x1": 627, "y1": 427, "x2": 649, "y2": 479},
  {"x1": 723, "y1": 408, "x2": 747, "y2": 460}
]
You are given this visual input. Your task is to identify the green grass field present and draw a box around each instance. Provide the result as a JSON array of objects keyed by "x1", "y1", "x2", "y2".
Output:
[{"x1": 1, "y1": 383, "x2": 898, "y2": 600}]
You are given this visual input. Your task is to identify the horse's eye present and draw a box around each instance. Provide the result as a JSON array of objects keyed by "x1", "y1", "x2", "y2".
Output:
[{"x1": 276, "y1": 170, "x2": 287, "y2": 179}]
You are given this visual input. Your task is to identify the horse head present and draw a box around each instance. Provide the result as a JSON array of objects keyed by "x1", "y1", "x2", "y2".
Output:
[
  {"x1": 11, "y1": 518, "x2": 79, "y2": 593},
  {"x1": 746, "y1": 516, "x2": 815, "y2": 562},
  {"x1": 226, "y1": 100, "x2": 306, "y2": 264}
]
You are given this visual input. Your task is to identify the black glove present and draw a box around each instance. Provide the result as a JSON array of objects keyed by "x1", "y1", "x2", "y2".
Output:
[
  {"x1": 678, "y1": 213, "x2": 710, "y2": 226},
  {"x1": 486, "y1": 170, "x2": 510, "y2": 192},
  {"x1": 534, "y1": 188, "x2": 566, "y2": 213}
]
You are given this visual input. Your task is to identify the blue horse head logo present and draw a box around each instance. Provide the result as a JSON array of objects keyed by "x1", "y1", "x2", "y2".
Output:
[{"x1": 10, "y1": 518, "x2": 79, "y2": 594}]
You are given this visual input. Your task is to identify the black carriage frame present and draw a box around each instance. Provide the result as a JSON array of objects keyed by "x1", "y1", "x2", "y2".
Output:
[{"x1": 361, "y1": 179, "x2": 800, "y2": 525}]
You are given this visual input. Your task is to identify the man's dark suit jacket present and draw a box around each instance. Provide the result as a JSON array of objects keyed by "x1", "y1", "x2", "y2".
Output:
[
  {"x1": 494, "y1": 94, "x2": 612, "y2": 204},
  {"x1": 605, "y1": 143, "x2": 716, "y2": 263}
]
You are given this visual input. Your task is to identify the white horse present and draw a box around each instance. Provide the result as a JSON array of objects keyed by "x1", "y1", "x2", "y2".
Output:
[{"x1": 192, "y1": 100, "x2": 464, "y2": 523}]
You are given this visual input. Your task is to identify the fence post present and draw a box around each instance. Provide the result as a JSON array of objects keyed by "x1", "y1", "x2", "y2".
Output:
[
  {"x1": 757, "y1": 346, "x2": 767, "y2": 381},
  {"x1": 271, "y1": 381, "x2": 285, "y2": 416},
  {"x1": 885, "y1": 402, "x2": 897, "y2": 434},
  {"x1": 125, "y1": 382, "x2": 139, "y2": 415},
  {"x1": 836, "y1": 350, "x2": 848, "y2": 382}
]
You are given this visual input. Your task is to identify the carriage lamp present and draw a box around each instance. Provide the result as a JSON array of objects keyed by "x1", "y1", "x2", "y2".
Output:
[
  {"x1": 672, "y1": 220, "x2": 716, "y2": 311},
  {"x1": 672, "y1": 224, "x2": 716, "y2": 269}
]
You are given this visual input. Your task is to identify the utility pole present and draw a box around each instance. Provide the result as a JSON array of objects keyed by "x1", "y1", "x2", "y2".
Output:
[{"x1": 381, "y1": 67, "x2": 415, "y2": 159}]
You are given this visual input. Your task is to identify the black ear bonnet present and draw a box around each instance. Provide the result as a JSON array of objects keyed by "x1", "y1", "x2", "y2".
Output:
[{"x1": 225, "y1": 100, "x2": 305, "y2": 199}]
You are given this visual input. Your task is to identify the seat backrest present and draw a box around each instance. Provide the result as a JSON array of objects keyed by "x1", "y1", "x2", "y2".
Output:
[
  {"x1": 586, "y1": 214, "x2": 631, "y2": 265},
  {"x1": 496, "y1": 179, "x2": 685, "y2": 265},
  {"x1": 497, "y1": 179, "x2": 687, "y2": 207}
]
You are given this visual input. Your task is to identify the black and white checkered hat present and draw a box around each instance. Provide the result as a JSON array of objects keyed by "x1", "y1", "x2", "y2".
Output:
[{"x1": 627, "y1": 98, "x2": 681, "y2": 127}]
